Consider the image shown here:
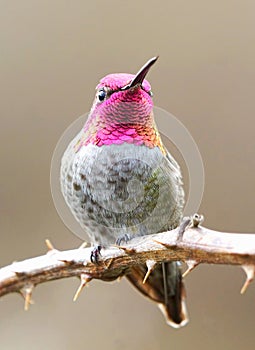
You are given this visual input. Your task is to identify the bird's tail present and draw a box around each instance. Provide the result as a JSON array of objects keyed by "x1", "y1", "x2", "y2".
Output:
[{"x1": 126, "y1": 261, "x2": 188, "y2": 328}]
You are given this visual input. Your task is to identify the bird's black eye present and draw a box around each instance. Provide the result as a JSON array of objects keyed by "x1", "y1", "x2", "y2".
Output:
[
  {"x1": 148, "y1": 90, "x2": 153, "y2": 97},
  {"x1": 98, "y1": 89, "x2": 106, "y2": 101}
]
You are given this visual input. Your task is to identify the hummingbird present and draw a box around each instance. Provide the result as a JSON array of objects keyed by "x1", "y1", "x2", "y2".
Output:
[{"x1": 60, "y1": 57, "x2": 188, "y2": 328}]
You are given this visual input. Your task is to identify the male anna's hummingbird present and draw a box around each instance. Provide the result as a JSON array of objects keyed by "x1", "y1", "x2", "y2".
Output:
[{"x1": 60, "y1": 57, "x2": 188, "y2": 328}]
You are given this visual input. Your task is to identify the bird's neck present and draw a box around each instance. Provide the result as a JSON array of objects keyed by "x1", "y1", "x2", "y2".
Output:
[{"x1": 74, "y1": 112, "x2": 166, "y2": 154}]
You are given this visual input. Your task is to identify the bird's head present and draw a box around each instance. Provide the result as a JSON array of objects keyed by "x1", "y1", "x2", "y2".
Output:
[
  {"x1": 78, "y1": 57, "x2": 163, "y2": 150},
  {"x1": 91, "y1": 56, "x2": 158, "y2": 124}
]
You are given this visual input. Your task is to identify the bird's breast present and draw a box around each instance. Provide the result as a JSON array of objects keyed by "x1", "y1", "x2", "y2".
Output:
[{"x1": 61, "y1": 133, "x2": 184, "y2": 245}]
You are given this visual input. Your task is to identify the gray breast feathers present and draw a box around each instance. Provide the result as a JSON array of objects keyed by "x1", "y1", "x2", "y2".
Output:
[{"x1": 61, "y1": 138, "x2": 184, "y2": 245}]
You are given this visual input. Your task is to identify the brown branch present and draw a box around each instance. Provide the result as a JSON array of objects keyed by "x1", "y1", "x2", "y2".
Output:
[{"x1": 1, "y1": 216, "x2": 255, "y2": 308}]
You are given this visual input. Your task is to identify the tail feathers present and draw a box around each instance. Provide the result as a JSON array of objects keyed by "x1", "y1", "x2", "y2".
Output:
[{"x1": 126, "y1": 262, "x2": 188, "y2": 328}]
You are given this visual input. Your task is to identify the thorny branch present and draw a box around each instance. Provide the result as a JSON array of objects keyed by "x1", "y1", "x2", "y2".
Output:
[{"x1": 0, "y1": 214, "x2": 255, "y2": 309}]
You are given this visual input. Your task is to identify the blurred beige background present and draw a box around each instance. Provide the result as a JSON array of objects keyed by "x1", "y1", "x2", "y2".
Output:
[{"x1": 1, "y1": 1, "x2": 255, "y2": 349}]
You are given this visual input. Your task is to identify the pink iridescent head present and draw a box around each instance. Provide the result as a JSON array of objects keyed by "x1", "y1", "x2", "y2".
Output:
[
  {"x1": 91, "y1": 56, "x2": 158, "y2": 122},
  {"x1": 77, "y1": 57, "x2": 164, "y2": 151}
]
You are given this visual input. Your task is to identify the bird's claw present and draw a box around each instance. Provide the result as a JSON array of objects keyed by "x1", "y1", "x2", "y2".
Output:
[
  {"x1": 116, "y1": 234, "x2": 131, "y2": 246},
  {"x1": 176, "y1": 217, "x2": 192, "y2": 243},
  {"x1": 90, "y1": 245, "x2": 102, "y2": 264},
  {"x1": 177, "y1": 213, "x2": 204, "y2": 243}
]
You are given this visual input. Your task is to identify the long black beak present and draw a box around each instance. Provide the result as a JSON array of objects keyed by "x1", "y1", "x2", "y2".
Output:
[{"x1": 122, "y1": 56, "x2": 159, "y2": 90}]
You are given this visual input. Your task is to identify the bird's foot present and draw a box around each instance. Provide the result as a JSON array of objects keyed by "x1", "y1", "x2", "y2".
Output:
[
  {"x1": 176, "y1": 217, "x2": 192, "y2": 243},
  {"x1": 191, "y1": 213, "x2": 204, "y2": 227},
  {"x1": 90, "y1": 245, "x2": 102, "y2": 264},
  {"x1": 116, "y1": 233, "x2": 132, "y2": 246},
  {"x1": 176, "y1": 213, "x2": 204, "y2": 243}
]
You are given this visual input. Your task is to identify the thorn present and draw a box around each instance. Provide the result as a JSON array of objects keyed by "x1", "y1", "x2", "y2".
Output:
[
  {"x1": 58, "y1": 259, "x2": 75, "y2": 266},
  {"x1": 79, "y1": 241, "x2": 88, "y2": 249},
  {"x1": 115, "y1": 245, "x2": 136, "y2": 254},
  {"x1": 45, "y1": 239, "x2": 55, "y2": 251},
  {"x1": 45, "y1": 239, "x2": 59, "y2": 257},
  {"x1": 20, "y1": 284, "x2": 34, "y2": 311},
  {"x1": 182, "y1": 260, "x2": 199, "y2": 278},
  {"x1": 14, "y1": 271, "x2": 27, "y2": 277},
  {"x1": 143, "y1": 260, "x2": 157, "y2": 284},
  {"x1": 152, "y1": 239, "x2": 170, "y2": 248},
  {"x1": 73, "y1": 274, "x2": 92, "y2": 302},
  {"x1": 191, "y1": 213, "x2": 204, "y2": 227},
  {"x1": 105, "y1": 258, "x2": 114, "y2": 269},
  {"x1": 240, "y1": 265, "x2": 255, "y2": 294},
  {"x1": 12, "y1": 262, "x2": 28, "y2": 277}
]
